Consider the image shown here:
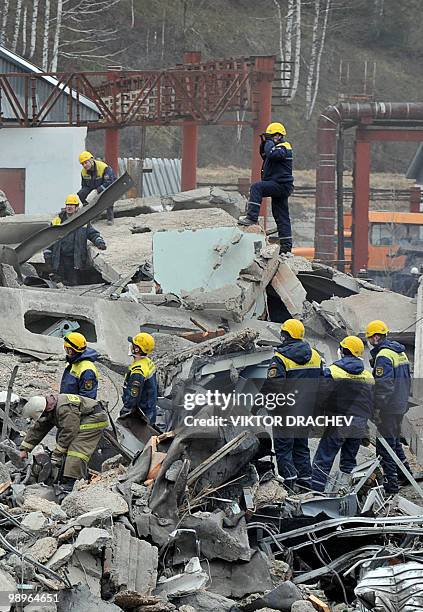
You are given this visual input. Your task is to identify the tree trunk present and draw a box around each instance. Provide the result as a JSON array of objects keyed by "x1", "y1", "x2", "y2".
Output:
[
  {"x1": 42, "y1": 0, "x2": 50, "y2": 70},
  {"x1": 51, "y1": 0, "x2": 63, "y2": 71},
  {"x1": 21, "y1": 6, "x2": 28, "y2": 56},
  {"x1": 305, "y1": 0, "x2": 321, "y2": 119},
  {"x1": 29, "y1": 0, "x2": 40, "y2": 58},
  {"x1": 284, "y1": 0, "x2": 294, "y2": 91},
  {"x1": 11, "y1": 0, "x2": 23, "y2": 52},
  {"x1": 0, "y1": 0, "x2": 10, "y2": 46},
  {"x1": 307, "y1": 0, "x2": 331, "y2": 119},
  {"x1": 287, "y1": 0, "x2": 301, "y2": 102}
]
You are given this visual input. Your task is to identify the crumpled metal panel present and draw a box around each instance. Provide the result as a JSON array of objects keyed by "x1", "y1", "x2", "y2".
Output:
[{"x1": 355, "y1": 562, "x2": 423, "y2": 611}]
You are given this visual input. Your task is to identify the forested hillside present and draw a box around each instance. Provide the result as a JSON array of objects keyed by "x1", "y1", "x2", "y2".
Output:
[{"x1": 1, "y1": 0, "x2": 423, "y2": 171}]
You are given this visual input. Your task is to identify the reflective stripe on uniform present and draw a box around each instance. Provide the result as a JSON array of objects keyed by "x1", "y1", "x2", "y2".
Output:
[
  {"x1": 65, "y1": 394, "x2": 81, "y2": 404},
  {"x1": 329, "y1": 364, "x2": 374, "y2": 384},
  {"x1": 70, "y1": 360, "x2": 99, "y2": 380},
  {"x1": 129, "y1": 357, "x2": 156, "y2": 379},
  {"x1": 21, "y1": 441, "x2": 35, "y2": 450},
  {"x1": 274, "y1": 348, "x2": 322, "y2": 371},
  {"x1": 79, "y1": 421, "x2": 109, "y2": 431},
  {"x1": 67, "y1": 450, "x2": 90, "y2": 462},
  {"x1": 55, "y1": 444, "x2": 67, "y2": 454},
  {"x1": 377, "y1": 348, "x2": 409, "y2": 368}
]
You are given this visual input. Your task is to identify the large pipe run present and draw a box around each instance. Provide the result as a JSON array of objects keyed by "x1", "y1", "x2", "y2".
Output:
[{"x1": 315, "y1": 102, "x2": 423, "y2": 264}]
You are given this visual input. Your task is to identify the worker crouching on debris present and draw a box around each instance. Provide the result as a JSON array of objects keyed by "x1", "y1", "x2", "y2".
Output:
[
  {"x1": 267, "y1": 319, "x2": 323, "y2": 490},
  {"x1": 311, "y1": 336, "x2": 374, "y2": 493},
  {"x1": 78, "y1": 150, "x2": 117, "y2": 225},
  {"x1": 120, "y1": 333, "x2": 158, "y2": 424},
  {"x1": 366, "y1": 319, "x2": 412, "y2": 494},
  {"x1": 19, "y1": 394, "x2": 109, "y2": 491},
  {"x1": 238, "y1": 121, "x2": 294, "y2": 254},
  {"x1": 43, "y1": 193, "x2": 107, "y2": 286},
  {"x1": 61, "y1": 332, "x2": 99, "y2": 399}
]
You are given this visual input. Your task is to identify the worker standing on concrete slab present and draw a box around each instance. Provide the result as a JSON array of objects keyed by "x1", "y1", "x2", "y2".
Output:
[
  {"x1": 366, "y1": 320, "x2": 412, "y2": 494},
  {"x1": 78, "y1": 151, "x2": 117, "y2": 225},
  {"x1": 120, "y1": 333, "x2": 158, "y2": 425},
  {"x1": 43, "y1": 193, "x2": 106, "y2": 286},
  {"x1": 267, "y1": 319, "x2": 322, "y2": 490},
  {"x1": 238, "y1": 122, "x2": 294, "y2": 254},
  {"x1": 311, "y1": 336, "x2": 374, "y2": 493},
  {"x1": 61, "y1": 332, "x2": 99, "y2": 399},
  {"x1": 20, "y1": 394, "x2": 109, "y2": 491}
]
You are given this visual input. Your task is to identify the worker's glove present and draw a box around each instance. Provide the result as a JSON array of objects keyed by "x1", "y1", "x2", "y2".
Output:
[
  {"x1": 259, "y1": 133, "x2": 266, "y2": 143},
  {"x1": 96, "y1": 242, "x2": 107, "y2": 251},
  {"x1": 51, "y1": 453, "x2": 64, "y2": 482}
]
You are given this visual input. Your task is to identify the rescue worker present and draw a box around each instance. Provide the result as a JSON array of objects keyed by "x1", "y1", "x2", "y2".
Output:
[
  {"x1": 61, "y1": 332, "x2": 99, "y2": 399},
  {"x1": 238, "y1": 122, "x2": 294, "y2": 254},
  {"x1": 19, "y1": 394, "x2": 109, "y2": 491},
  {"x1": 366, "y1": 320, "x2": 412, "y2": 494},
  {"x1": 121, "y1": 333, "x2": 158, "y2": 424},
  {"x1": 267, "y1": 319, "x2": 322, "y2": 489},
  {"x1": 311, "y1": 336, "x2": 374, "y2": 492},
  {"x1": 78, "y1": 151, "x2": 117, "y2": 225},
  {"x1": 43, "y1": 193, "x2": 106, "y2": 286}
]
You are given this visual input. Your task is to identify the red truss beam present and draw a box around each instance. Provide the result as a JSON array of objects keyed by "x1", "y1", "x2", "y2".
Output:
[{"x1": 0, "y1": 56, "x2": 274, "y2": 128}]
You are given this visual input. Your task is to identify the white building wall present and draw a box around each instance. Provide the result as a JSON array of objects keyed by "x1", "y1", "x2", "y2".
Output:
[{"x1": 0, "y1": 126, "x2": 87, "y2": 214}]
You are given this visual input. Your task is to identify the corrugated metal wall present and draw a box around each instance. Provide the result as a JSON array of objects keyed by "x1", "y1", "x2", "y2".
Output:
[
  {"x1": 0, "y1": 52, "x2": 99, "y2": 123},
  {"x1": 118, "y1": 157, "x2": 181, "y2": 196}
]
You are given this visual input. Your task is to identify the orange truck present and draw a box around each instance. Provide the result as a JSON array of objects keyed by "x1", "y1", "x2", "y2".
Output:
[{"x1": 294, "y1": 210, "x2": 423, "y2": 284}]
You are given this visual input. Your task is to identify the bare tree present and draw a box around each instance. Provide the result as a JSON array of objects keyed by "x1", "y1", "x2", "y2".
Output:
[
  {"x1": 288, "y1": 0, "x2": 301, "y2": 102},
  {"x1": 42, "y1": 0, "x2": 51, "y2": 70},
  {"x1": 305, "y1": 0, "x2": 331, "y2": 119},
  {"x1": 0, "y1": 0, "x2": 10, "y2": 46},
  {"x1": 274, "y1": 0, "x2": 301, "y2": 102},
  {"x1": 11, "y1": 0, "x2": 23, "y2": 52},
  {"x1": 21, "y1": 5, "x2": 27, "y2": 56},
  {"x1": 29, "y1": 0, "x2": 40, "y2": 58},
  {"x1": 50, "y1": 0, "x2": 63, "y2": 70}
]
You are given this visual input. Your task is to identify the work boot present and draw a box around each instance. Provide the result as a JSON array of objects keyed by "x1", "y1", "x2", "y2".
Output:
[
  {"x1": 279, "y1": 241, "x2": 292, "y2": 254},
  {"x1": 106, "y1": 206, "x2": 114, "y2": 225},
  {"x1": 238, "y1": 201, "x2": 260, "y2": 227},
  {"x1": 238, "y1": 216, "x2": 258, "y2": 226},
  {"x1": 398, "y1": 463, "x2": 413, "y2": 486}
]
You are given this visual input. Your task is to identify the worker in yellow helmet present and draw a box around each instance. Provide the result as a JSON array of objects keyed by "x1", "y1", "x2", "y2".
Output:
[
  {"x1": 120, "y1": 332, "x2": 158, "y2": 425},
  {"x1": 61, "y1": 332, "x2": 99, "y2": 399},
  {"x1": 267, "y1": 319, "x2": 323, "y2": 490},
  {"x1": 238, "y1": 121, "x2": 294, "y2": 253},
  {"x1": 78, "y1": 151, "x2": 117, "y2": 225},
  {"x1": 366, "y1": 320, "x2": 412, "y2": 494},
  {"x1": 43, "y1": 193, "x2": 106, "y2": 286},
  {"x1": 311, "y1": 336, "x2": 374, "y2": 492}
]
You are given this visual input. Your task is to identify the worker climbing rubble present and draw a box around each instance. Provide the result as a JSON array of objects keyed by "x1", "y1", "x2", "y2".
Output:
[
  {"x1": 78, "y1": 150, "x2": 117, "y2": 225},
  {"x1": 238, "y1": 121, "x2": 294, "y2": 253},
  {"x1": 311, "y1": 336, "x2": 374, "y2": 492},
  {"x1": 266, "y1": 318, "x2": 323, "y2": 490},
  {"x1": 366, "y1": 319, "x2": 412, "y2": 494},
  {"x1": 61, "y1": 332, "x2": 99, "y2": 399},
  {"x1": 43, "y1": 193, "x2": 107, "y2": 286},
  {"x1": 120, "y1": 332, "x2": 158, "y2": 425},
  {"x1": 19, "y1": 394, "x2": 109, "y2": 492}
]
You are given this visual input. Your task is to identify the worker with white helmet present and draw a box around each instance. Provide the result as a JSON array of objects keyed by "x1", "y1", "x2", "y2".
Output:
[
  {"x1": 120, "y1": 332, "x2": 158, "y2": 424},
  {"x1": 20, "y1": 393, "x2": 109, "y2": 490}
]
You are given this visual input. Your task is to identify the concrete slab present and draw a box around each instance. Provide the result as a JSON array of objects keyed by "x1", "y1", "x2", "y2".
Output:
[
  {"x1": 0, "y1": 214, "x2": 50, "y2": 246},
  {"x1": 271, "y1": 260, "x2": 307, "y2": 317},
  {"x1": 164, "y1": 186, "x2": 245, "y2": 219}
]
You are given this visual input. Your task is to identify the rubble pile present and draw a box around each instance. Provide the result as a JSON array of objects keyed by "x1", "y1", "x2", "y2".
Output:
[{"x1": 0, "y1": 182, "x2": 421, "y2": 611}]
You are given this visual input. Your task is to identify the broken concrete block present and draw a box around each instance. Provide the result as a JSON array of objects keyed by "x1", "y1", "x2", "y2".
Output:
[
  {"x1": 204, "y1": 550, "x2": 273, "y2": 599},
  {"x1": 28, "y1": 536, "x2": 58, "y2": 563},
  {"x1": 239, "y1": 580, "x2": 303, "y2": 611},
  {"x1": 0, "y1": 263, "x2": 20, "y2": 288},
  {"x1": 66, "y1": 563, "x2": 101, "y2": 598},
  {"x1": 75, "y1": 527, "x2": 112, "y2": 552},
  {"x1": 72, "y1": 550, "x2": 102, "y2": 578},
  {"x1": 254, "y1": 478, "x2": 288, "y2": 507},
  {"x1": 106, "y1": 524, "x2": 158, "y2": 596},
  {"x1": 58, "y1": 584, "x2": 122, "y2": 612},
  {"x1": 22, "y1": 495, "x2": 66, "y2": 520},
  {"x1": 5, "y1": 554, "x2": 35, "y2": 581},
  {"x1": 156, "y1": 557, "x2": 208, "y2": 597},
  {"x1": 291, "y1": 602, "x2": 316, "y2": 612},
  {"x1": 174, "y1": 591, "x2": 236, "y2": 612},
  {"x1": 74, "y1": 507, "x2": 113, "y2": 527},
  {"x1": 114, "y1": 592, "x2": 175, "y2": 611},
  {"x1": 21, "y1": 510, "x2": 49, "y2": 532},
  {"x1": 165, "y1": 186, "x2": 244, "y2": 219},
  {"x1": 61, "y1": 485, "x2": 128, "y2": 518},
  {"x1": 0, "y1": 568, "x2": 16, "y2": 611},
  {"x1": 271, "y1": 259, "x2": 307, "y2": 317},
  {"x1": 23, "y1": 603, "x2": 57, "y2": 612},
  {"x1": 0, "y1": 463, "x2": 11, "y2": 484},
  {"x1": 47, "y1": 544, "x2": 74, "y2": 570},
  {"x1": 101, "y1": 454, "x2": 123, "y2": 472}
]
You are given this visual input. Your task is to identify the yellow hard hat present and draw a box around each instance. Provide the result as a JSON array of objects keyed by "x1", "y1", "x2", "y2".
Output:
[
  {"x1": 365, "y1": 320, "x2": 389, "y2": 339},
  {"x1": 281, "y1": 319, "x2": 305, "y2": 340},
  {"x1": 340, "y1": 336, "x2": 364, "y2": 357},
  {"x1": 79, "y1": 151, "x2": 94, "y2": 164},
  {"x1": 128, "y1": 332, "x2": 155, "y2": 355},
  {"x1": 22, "y1": 396, "x2": 47, "y2": 420},
  {"x1": 265, "y1": 122, "x2": 286, "y2": 136},
  {"x1": 64, "y1": 332, "x2": 87, "y2": 352},
  {"x1": 65, "y1": 194, "x2": 80, "y2": 206}
]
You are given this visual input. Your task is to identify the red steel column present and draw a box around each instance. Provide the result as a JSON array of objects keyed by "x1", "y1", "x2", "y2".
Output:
[
  {"x1": 352, "y1": 134, "x2": 371, "y2": 274},
  {"x1": 181, "y1": 51, "x2": 201, "y2": 191},
  {"x1": 251, "y1": 56, "x2": 275, "y2": 227}
]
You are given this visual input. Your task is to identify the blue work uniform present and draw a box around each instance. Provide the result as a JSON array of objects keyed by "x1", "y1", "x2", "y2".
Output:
[
  {"x1": 267, "y1": 338, "x2": 322, "y2": 488},
  {"x1": 248, "y1": 138, "x2": 294, "y2": 249},
  {"x1": 371, "y1": 340, "x2": 411, "y2": 493},
  {"x1": 121, "y1": 357, "x2": 158, "y2": 424},
  {"x1": 60, "y1": 347, "x2": 99, "y2": 399},
  {"x1": 78, "y1": 159, "x2": 117, "y2": 223},
  {"x1": 311, "y1": 356, "x2": 374, "y2": 492}
]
